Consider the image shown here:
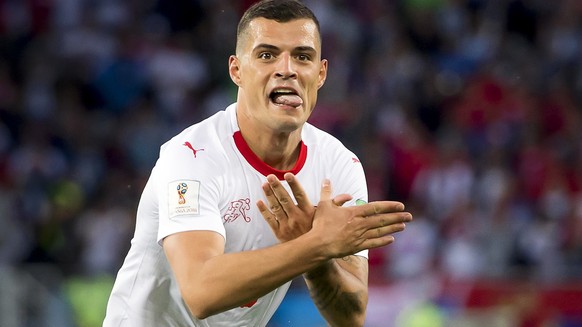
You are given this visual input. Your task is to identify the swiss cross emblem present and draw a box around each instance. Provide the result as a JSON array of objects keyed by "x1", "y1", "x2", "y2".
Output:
[{"x1": 223, "y1": 198, "x2": 251, "y2": 223}]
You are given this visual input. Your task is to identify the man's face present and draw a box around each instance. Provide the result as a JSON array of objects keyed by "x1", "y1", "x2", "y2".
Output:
[{"x1": 230, "y1": 18, "x2": 327, "y2": 134}]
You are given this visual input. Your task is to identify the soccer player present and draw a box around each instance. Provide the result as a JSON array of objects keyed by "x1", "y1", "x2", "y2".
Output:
[{"x1": 103, "y1": 0, "x2": 412, "y2": 326}]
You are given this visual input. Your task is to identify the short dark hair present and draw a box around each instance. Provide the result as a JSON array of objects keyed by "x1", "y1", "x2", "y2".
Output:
[{"x1": 236, "y1": 0, "x2": 321, "y2": 53}]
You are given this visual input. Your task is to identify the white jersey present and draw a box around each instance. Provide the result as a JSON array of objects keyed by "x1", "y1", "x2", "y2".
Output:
[{"x1": 104, "y1": 103, "x2": 368, "y2": 327}]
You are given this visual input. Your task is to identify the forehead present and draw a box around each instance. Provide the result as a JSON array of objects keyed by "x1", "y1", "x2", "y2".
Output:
[{"x1": 243, "y1": 17, "x2": 321, "y2": 51}]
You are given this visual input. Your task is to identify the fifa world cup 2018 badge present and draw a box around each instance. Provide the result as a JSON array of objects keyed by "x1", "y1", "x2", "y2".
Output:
[
  {"x1": 169, "y1": 180, "x2": 200, "y2": 219},
  {"x1": 177, "y1": 182, "x2": 188, "y2": 204}
]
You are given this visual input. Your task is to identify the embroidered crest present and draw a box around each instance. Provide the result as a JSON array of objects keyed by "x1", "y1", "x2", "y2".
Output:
[{"x1": 223, "y1": 198, "x2": 251, "y2": 223}]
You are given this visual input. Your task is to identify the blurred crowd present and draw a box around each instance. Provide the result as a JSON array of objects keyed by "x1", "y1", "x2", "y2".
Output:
[{"x1": 1, "y1": 0, "x2": 582, "y2": 322}]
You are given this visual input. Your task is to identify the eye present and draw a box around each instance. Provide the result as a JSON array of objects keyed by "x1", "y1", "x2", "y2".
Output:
[
  {"x1": 259, "y1": 52, "x2": 273, "y2": 60},
  {"x1": 297, "y1": 54, "x2": 311, "y2": 61}
]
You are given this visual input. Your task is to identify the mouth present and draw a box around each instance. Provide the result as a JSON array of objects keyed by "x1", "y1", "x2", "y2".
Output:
[{"x1": 269, "y1": 87, "x2": 303, "y2": 108}]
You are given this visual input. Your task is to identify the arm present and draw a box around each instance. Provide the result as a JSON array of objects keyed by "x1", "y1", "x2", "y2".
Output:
[
  {"x1": 163, "y1": 228, "x2": 332, "y2": 319},
  {"x1": 257, "y1": 173, "x2": 409, "y2": 326},
  {"x1": 165, "y1": 174, "x2": 411, "y2": 320},
  {"x1": 303, "y1": 256, "x2": 368, "y2": 327}
]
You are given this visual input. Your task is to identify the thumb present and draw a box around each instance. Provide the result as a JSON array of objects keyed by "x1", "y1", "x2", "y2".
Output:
[
  {"x1": 319, "y1": 179, "x2": 353, "y2": 206},
  {"x1": 332, "y1": 194, "x2": 353, "y2": 206}
]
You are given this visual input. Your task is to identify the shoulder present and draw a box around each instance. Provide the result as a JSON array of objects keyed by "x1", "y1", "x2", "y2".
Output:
[
  {"x1": 303, "y1": 123, "x2": 341, "y2": 148},
  {"x1": 302, "y1": 123, "x2": 367, "y2": 204},
  {"x1": 161, "y1": 107, "x2": 234, "y2": 159},
  {"x1": 167, "y1": 109, "x2": 229, "y2": 144},
  {"x1": 302, "y1": 123, "x2": 358, "y2": 160},
  {"x1": 154, "y1": 107, "x2": 236, "y2": 179}
]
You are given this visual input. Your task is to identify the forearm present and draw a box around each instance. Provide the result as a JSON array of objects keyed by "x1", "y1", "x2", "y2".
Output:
[
  {"x1": 177, "y1": 232, "x2": 329, "y2": 318},
  {"x1": 303, "y1": 256, "x2": 369, "y2": 327},
  {"x1": 167, "y1": 194, "x2": 408, "y2": 319}
]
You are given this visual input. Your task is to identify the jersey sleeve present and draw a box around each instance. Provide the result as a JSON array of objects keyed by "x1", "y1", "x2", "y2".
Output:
[
  {"x1": 155, "y1": 136, "x2": 227, "y2": 245},
  {"x1": 327, "y1": 143, "x2": 369, "y2": 258},
  {"x1": 331, "y1": 153, "x2": 368, "y2": 207}
]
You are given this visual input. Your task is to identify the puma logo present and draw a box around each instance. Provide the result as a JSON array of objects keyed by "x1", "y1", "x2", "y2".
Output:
[{"x1": 183, "y1": 142, "x2": 204, "y2": 158}]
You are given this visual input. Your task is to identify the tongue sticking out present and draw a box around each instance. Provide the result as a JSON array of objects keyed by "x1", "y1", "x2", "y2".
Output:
[{"x1": 272, "y1": 94, "x2": 303, "y2": 107}]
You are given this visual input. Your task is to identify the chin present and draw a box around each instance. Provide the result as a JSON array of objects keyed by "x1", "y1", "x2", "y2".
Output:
[{"x1": 272, "y1": 119, "x2": 304, "y2": 133}]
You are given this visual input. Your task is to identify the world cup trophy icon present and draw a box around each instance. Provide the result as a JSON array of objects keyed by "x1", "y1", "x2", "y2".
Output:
[{"x1": 177, "y1": 182, "x2": 188, "y2": 204}]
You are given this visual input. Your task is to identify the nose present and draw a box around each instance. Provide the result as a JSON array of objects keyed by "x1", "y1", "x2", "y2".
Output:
[{"x1": 274, "y1": 53, "x2": 297, "y2": 79}]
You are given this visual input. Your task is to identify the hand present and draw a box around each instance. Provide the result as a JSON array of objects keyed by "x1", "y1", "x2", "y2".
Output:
[
  {"x1": 310, "y1": 181, "x2": 412, "y2": 259},
  {"x1": 256, "y1": 173, "x2": 314, "y2": 242},
  {"x1": 257, "y1": 173, "x2": 352, "y2": 242}
]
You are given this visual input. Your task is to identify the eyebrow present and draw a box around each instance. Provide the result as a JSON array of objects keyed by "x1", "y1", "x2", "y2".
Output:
[
  {"x1": 253, "y1": 43, "x2": 317, "y2": 54},
  {"x1": 254, "y1": 43, "x2": 279, "y2": 52}
]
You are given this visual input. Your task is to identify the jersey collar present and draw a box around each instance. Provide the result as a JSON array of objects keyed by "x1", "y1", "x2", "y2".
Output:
[{"x1": 233, "y1": 131, "x2": 307, "y2": 180}]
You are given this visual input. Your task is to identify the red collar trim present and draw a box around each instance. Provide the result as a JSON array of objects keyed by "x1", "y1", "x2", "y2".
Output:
[{"x1": 233, "y1": 131, "x2": 307, "y2": 180}]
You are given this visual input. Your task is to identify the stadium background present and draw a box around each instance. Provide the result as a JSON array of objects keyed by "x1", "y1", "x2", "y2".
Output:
[{"x1": 1, "y1": 0, "x2": 582, "y2": 326}]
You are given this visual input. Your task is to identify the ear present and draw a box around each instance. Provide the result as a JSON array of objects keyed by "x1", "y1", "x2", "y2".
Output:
[
  {"x1": 317, "y1": 59, "x2": 328, "y2": 89},
  {"x1": 229, "y1": 55, "x2": 242, "y2": 86}
]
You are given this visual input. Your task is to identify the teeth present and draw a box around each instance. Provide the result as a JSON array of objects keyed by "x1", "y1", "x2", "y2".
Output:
[{"x1": 273, "y1": 89, "x2": 295, "y2": 94}]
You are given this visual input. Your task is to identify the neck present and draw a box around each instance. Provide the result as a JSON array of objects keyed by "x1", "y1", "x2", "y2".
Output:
[
  {"x1": 235, "y1": 106, "x2": 303, "y2": 170},
  {"x1": 239, "y1": 128, "x2": 302, "y2": 171}
]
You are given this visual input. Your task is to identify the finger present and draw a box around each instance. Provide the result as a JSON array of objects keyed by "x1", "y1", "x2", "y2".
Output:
[
  {"x1": 319, "y1": 178, "x2": 332, "y2": 202},
  {"x1": 262, "y1": 176, "x2": 288, "y2": 220},
  {"x1": 331, "y1": 194, "x2": 352, "y2": 207},
  {"x1": 362, "y1": 221, "x2": 407, "y2": 240},
  {"x1": 369, "y1": 212, "x2": 412, "y2": 226},
  {"x1": 284, "y1": 173, "x2": 312, "y2": 210},
  {"x1": 358, "y1": 201, "x2": 405, "y2": 217},
  {"x1": 257, "y1": 199, "x2": 279, "y2": 230},
  {"x1": 360, "y1": 235, "x2": 397, "y2": 250},
  {"x1": 266, "y1": 174, "x2": 294, "y2": 218},
  {"x1": 358, "y1": 212, "x2": 412, "y2": 239}
]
